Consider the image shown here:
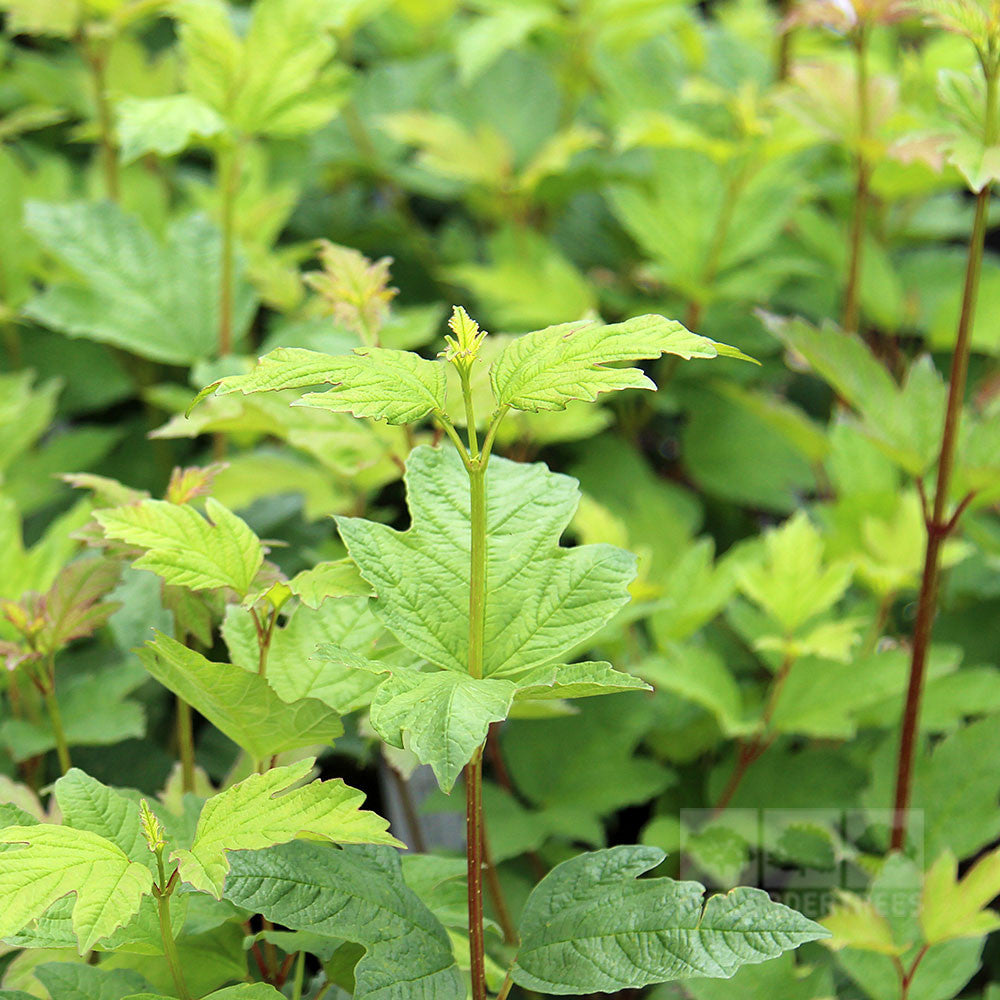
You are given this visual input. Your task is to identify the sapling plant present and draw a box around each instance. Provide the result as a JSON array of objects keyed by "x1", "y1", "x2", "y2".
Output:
[{"x1": 191, "y1": 305, "x2": 828, "y2": 998}]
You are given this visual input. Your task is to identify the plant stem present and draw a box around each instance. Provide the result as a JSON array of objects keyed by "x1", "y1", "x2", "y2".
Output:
[
  {"x1": 82, "y1": 34, "x2": 120, "y2": 202},
  {"x1": 465, "y1": 749, "x2": 487, "y2": 1000},
  {"x1": 890, "y1": 180, "x2": 991, "y2": 850},
  {"x1": 176, "y1": 695, "x2": 196, "y2": 793},
  {"x1": 155, "y1": 857, "x2": 190, "y2": 1000},
  {"x1": 843, "y1": 24, "x2": 871, "y2": 334},
  {"x1": 291, "y1": 950, "x2": 305, "y2": 1000},
  {"x1": 217, "y1": 143, "x2": 241, "y2": 357},
  {"x1": 496, "y1": 970, "x2": 515, "y2": 1000},
  {"x1": 43, "y1": 686, "x2": 71, "y2": 775}
]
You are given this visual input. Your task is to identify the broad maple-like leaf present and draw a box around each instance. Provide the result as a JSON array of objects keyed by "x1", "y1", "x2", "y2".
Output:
[
  {"x1": 337, "y1": 446, "x2": 636, "y2": 677},
  {"x1": 172, "y1": 758, "x2": 400, "y2": 897}
]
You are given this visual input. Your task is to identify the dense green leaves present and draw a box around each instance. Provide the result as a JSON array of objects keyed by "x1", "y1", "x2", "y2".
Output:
[
  {"x1": 512, "y1": 845, "x2": 829, "y2": 993},
  {"x1": 224, "y1": 843, "x2": 464, "y2": 1000},
  {"x1": 338, "y1": 445, "x2": 636, "y2": 676}
]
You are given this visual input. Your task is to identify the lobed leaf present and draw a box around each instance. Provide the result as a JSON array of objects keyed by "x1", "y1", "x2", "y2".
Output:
[
  {"x1": 224, "y1": 842, "x2": 464, "y2": 1000},
  {"x1": 512, "y1": 845, "x2": 829, "y2": 993},
  {"x1": 96, "y1": 498, "x2": 263, "y2": 597},
  {"x1": 192, "y1": 346, "x2": 446, "y2": 424},
  {"x1": 490, "y1": 314, "x2": 752, "y2": 412},
  {"x1": 172, "y1": 758, "x2": 399, "y2": 897},
  {"x1": 0, "y1": 825, "x2": 153, "y2": 953},
  {"x1": 338, "y1": 446, "x2": 636, "y2": 677}
]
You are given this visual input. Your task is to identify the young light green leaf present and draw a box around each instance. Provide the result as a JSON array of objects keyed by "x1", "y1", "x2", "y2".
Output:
[
  {"x1": 921, "y1": 848, "x2": 1000, "y2": 945},
  {"x1": 116, "y1": 95, "x2": 226, "y2": 164},
  {"x1": 0, "y1": 825, "x2": 153, "y2": 952},
  {"x1": 287, "y1": 559, "x2": 373, "y2": 608},
  {"x1": 172, "y1": 758, "x2": 399, "y2": 897},
  {"x1": 490, "y1": 314, "x2": 752, "y2": 413},
  {"x1": 737, "y1": 511, "x2": 853, "y2": 635},
  {"x1": 512, "y1": 845, "x2": 829, "y2": 993},
  {"x1": 338, "y1": 446, "x2": 636, "y2": 676},
  {"x1": 96, "y1": 499, "x2": 263, "y2": 597},
  {"x1": 23, "y1": 202, "x2": 256, "y2": 365},
  {"x1": 224, "y1": 842, "x2": 464, "y2": 1000},
  {"x1": 136, "y1": 632, "x2": 343, "y2": 760},
  {"x1": 191, "y1": 346, "x2": 446, "y2": 424},
  {"x1": 123, "y1": 988, "x2": 284, "y2": 1000}
]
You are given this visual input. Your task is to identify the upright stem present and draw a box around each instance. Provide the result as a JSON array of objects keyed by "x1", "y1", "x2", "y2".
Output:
[
  {"x1": 176, "y1": 696, "x2": 196, "y2": 793},
  {"x1": 890, "y1": 169, "x2": 993, "y2": 851},
  {"x1": 43, "y1": 683, "x2": 72, "y2": 775},
  {"x1": 843, "y1": 25, "x2": 871, "y2": 334},
  {"x1": 217, "y1": 143, "x2": 241, "y2": 357},
  {"x1": 155, "y1": 857, "x2": 191, "y2": 1000},
  {"x1": 290, "y1": 950, "x2": 306, "y2": 1000},
  {"x1": 82, "y1": 34, "x2": 120, "y2": 202}
]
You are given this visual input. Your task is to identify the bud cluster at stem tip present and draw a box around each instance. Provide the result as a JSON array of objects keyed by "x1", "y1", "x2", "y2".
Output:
[
  {"x1": 443, "y1": 305, "x2": 488, "y2": 376},
  {"x1": 140, "y1": 799, "x2": 166, "y2": 854}
]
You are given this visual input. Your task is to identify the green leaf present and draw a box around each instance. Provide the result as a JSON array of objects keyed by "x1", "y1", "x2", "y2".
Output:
[
  {"x1": 512, "y1": 845, "x2": 829, "y2": 993},
  {"x1": 513, "y1": 661, "x2": 651, "y2": 701},
  {"x1": 23, "y1": 202, "x2": 256, "y2": 365},
  {"x1": 338, "y1": 446, "x2": 636, "y2": 676},
  {"x1": 341, "y1": 657, "x2": 518, "y2": 791},
  {"x1": 223, "y1": 842, "x2": 464, "y2": 1000},
  {"x1": 136, "y1": 631, "x2": 343, "y2": 760},
  {"x1": 287, "y1": 559, "x2": 373, "y2": 608},
  {"x1": 223, "y1": 599, "x2": 384, "y2": 715},
  {"x1": 176, "y1": 0, "x2": 347, "y2": 137},
  {"x1": 490, "y1": 314, "x2": 748, "y2": 413},
  {"x1": 116, "y1": 95, "x2": 227, "y2": 163},
  {"x1": 0, "y1": 825, "x2": 153, "y2": 952},
  {"x1": 34, "y1": 963, "x2": 152, "y2": 1000},
  {"x1": 96, "y1": 499, "x2": 263, "y2": 597},
  {"x1": 737, "y1": 511, "x2": 853, "y2": 635},
  {"x1": 921, "y1": 848, "x2": 1000, "y2": 944},
  {"x1": 193, "y1": 346, "x2": 447, "y2": 424},
  {"x1": 124, "y1": 988, "x2": 284, "y2": 1000},
  {"x1": 172, "y1": 758, "x2": 398, "y2": 897}
]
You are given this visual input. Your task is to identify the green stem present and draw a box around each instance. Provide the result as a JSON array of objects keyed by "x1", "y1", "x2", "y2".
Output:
[
  {"x1": 43, "y1": 686, "x2": 71, "y2": 775},
  {"x1": 291, "y1": 950, "x2": 305, "y2": 1000},
  {"x1": 496, "y1": 970, "x2": 514, "y2": 1000},
  {"x1": 468, "y1": 462, "x2": 486, "y2": 680},
  {"x1": 217, "y1": 143, "x2": 241, "y2": 357},
  {"x1": 176, "y1": 696, "x2": 196, "y2": 793},
  {"x1": 81, "y1": 34, "x2": 120, "y2": 202},
  {"x1": 890, "y1": 157, "x2": 993, "y2": 852},
  {"x1": 843, "y1": 24, "x2": 871, "y2": 334},
  {"x1": 155, "y1": 857, "x2": 191, "y2": 1000}
]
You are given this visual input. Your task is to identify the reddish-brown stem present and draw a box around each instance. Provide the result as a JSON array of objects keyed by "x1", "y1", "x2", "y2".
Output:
[
  {"x1": 466, "y1": 751, "x2": 487, "y2": 1000},
  {"x1": 890, "y1": 182, "x2": 991, "y2": 851}
]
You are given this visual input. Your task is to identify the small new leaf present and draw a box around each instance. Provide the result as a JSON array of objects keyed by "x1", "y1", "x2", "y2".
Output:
[
  {"x1": 96, "y1": 498, "x2": 263, "y2": 597},
  {"x1": 512, "y1": 845, "x2": 829, "y2": 993},
  {"x1": 921, "y1": 848, "x2": 1000, "y2": 944},
  {"x1": 491, "y1": 314, "x2": 753, "y2": 412},
  {"x1": 171, "y1": 758, "x2": 400, "y2": 897},
  {"x1": 0, "y1": 825, "x2": 153, "y2": 952}
]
